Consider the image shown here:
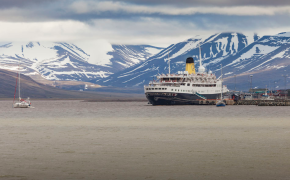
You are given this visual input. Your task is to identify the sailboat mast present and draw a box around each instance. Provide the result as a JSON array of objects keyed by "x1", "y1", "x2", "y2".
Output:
[
  {"x1": 221, "y1": 64, "x2": 223, "y2": 100},
  {"x1": 18, "y1": 62, "x2": 20, "y2": 100}
]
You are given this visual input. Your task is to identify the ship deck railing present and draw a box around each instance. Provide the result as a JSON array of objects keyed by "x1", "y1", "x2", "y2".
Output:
[
  {"x1": 148, "y1": 81, "x2": 183, "y2": 84},
  {"x1": 147, "y1": 80, "x2": 218, "y2": 86},
  {"x1": 157, "y1": 73, "x2": 215, "y2": 77},
  {"x1": 145, "y1": 84, "x2": 181, "y2": 87}
]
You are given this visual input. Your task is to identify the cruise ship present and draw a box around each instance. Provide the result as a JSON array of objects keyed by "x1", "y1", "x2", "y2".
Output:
[{"x1": 144, "y1": 47, "x2": 229, "y2": 105}]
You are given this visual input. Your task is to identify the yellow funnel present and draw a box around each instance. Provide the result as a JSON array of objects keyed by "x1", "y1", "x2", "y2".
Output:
[{"x1": 185, "y1": 57, "x2": 196, "y2": 74}]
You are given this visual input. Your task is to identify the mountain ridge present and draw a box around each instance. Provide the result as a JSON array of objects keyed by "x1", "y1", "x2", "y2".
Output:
[
  {"x1": 1, "y1": 32, "x2": 289, "y2": 92},
  {"x1": 96, "y1": 32, "x2": 289, "y2": 91},
  {"x1": 0, "y1": 42, "x2": 163, "y2": 82}
]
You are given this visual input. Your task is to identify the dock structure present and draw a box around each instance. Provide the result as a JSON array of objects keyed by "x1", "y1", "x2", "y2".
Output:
[
  {"x1": 235, "y1": 99, "x2": 290, "y2": 106},
  {"x1": 194, "y1": 99, "x2": 290, "y2": 106},
  {"x1": 193, "y1": 99, "x2": 234, "y2": 105}
]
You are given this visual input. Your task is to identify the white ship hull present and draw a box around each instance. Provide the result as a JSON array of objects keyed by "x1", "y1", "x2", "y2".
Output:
[{"x1": 145, "y1": 92, "x2": 221, "y2": 105}]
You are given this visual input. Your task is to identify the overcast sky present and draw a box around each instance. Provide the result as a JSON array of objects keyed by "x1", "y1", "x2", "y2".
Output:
[{"x1": 1, "y1": 0, "x2": 290, "y2": 46}]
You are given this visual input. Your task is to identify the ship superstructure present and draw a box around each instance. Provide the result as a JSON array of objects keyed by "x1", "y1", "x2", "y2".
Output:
[{"x1": 144, "y1": 45, "x2": 228, "y2": 105}]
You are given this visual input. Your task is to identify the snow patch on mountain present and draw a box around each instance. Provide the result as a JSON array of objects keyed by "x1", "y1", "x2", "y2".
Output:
[
  {"x1": 23, "y1": 42, "x2": 58, "y2": 61},
  {"x1": 228, "y1": 44, "x2": 279, "y2": 67},
  {"x1": 225, "y1": 72, "x2": 233, "y2": 75},
  {"x1": 145, "y1": 47, "x2": 163, "y2": 57},
  {"x1": 240, "y1": 44, "x2": 278, "y2": 59},
  {"x1": 204, "y1": 33, "x2": 220, "y2": 43},
  {"x1": 215, "y1": 37, "x2": 229, "y2": 56},
  {"x1": 171, "y1": 39, "x2": 199, "y2": 59},
  {"x1": 276, "y1": 32, "x2": 290, "y2": 37},
  {"x1": 0, "y1": 42, "x2": 23, "y2": 57},
  {"x1": 248, "y1": 48, "x2": 288, "y2": 71},
  {"x1": 75, "y1": 40, "x2": 113, "y2": 66},
  {"x1": 230, "y1": 33, "x2": 239, "y2": 53},
  {"x1": 0, "y1": 42, "x2": 60, "y2": 62}
]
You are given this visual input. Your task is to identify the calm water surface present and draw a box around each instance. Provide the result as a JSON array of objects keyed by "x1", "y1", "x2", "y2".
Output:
[
  {"x1": 0, "y1": 100, "x2": 290, "y2": 180},
  {"x1": 1, "y1": 100, "x2": 289, "y2": 119}
]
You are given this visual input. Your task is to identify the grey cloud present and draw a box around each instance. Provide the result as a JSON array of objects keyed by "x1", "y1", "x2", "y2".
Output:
[
  {"x1": 0, "y1": 0, "x2": 61, "y2": 9},
  {"x1": 1, "y1": 0, "x2": 290, "y2": 24},
  {"x1": 109, "y1": 0, "x2": 290, "y2": 7}
]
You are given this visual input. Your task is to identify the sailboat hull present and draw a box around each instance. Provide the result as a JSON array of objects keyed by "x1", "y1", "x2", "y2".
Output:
[{"x1": 13, "y1": 102, "x2": 30, "y2": 108}]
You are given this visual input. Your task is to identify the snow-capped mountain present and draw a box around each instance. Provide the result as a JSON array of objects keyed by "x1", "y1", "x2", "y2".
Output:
[
  {"x1": 0, "y1": 42, "x2": 163, "y2": 81},
  {"x1": 97, "y1": 33, "x2": 253, "y2": 86},
  {"x1": 98, "y1": 32, "x2": 290, "y2": 91},
  {"x1": 1, "y1": 32, "x2": 289, "y2": 91}
]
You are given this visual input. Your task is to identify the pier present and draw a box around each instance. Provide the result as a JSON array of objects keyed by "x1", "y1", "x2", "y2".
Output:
[
  {"x1": 235, "y1": 99, "x2": 290, "y2": 106},
  {"x1": 194, "y1": 99, "x2": 290, "y2": 106}
]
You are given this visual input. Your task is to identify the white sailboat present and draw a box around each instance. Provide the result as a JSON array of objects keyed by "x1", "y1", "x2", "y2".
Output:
[
  {"x1": 13, "y1": 65, "x2": 31, "y2": 108},
  {"x1": 216, "y1": 64, "x2": 226, "y2": 107}
]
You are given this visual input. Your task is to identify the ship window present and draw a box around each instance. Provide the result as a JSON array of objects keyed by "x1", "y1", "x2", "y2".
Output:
[
  {"x1": 165, "y1": 88, "x2": 167, "y2": 90},
  {"x1": 148, "y1": 88, "x2": 151, "y2": 90},
  {"x1": 187, "y1": 83, "x2": 190, "y2": 86},
  {"x1": 171, "y1": 89, "x2": 173, "y2": 91},
  {"x1": 162, "y1": 88, "x2": 164, "y2": 90},
  {"x1": 155, "y1": 88, "x2": 158, "y2": 90},
  {"x1": 159, "y1": 88, "x2": 161, "y2": 90}
]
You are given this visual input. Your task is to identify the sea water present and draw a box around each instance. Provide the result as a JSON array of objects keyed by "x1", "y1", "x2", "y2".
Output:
[{"x1": 0, "y1": 100, "x2": 290, "y2": 180}]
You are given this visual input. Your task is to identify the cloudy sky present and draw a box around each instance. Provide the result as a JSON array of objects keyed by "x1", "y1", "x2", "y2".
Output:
[{"x1": 1, "y1": 0, "x2": 290, "y2": 46}]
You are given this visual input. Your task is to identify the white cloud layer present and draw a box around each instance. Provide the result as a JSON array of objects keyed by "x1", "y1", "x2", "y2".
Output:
[
  {"x1": 1, "y1": 18, "x2": 290, "y2": 47},
  {"x1": 0, "y1": 19, "x2": 201, "y2": 46}
]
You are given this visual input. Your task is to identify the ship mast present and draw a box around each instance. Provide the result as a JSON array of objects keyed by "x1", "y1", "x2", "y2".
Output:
[
  {"x1": 199, "y1": 42, "x2": 202, "y2": 68},
  {"x1": 198, "y1": 42, "x2": 205, "y2": 73},
  {"x1": 168, "y1": 51, "x2": 170, "y2": 75}
]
